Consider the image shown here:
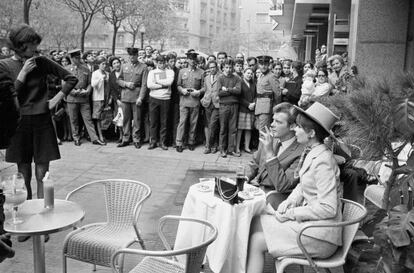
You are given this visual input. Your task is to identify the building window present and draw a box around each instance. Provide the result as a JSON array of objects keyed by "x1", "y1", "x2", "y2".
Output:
[
  {"x1": 256, "y1": 13, "x2": 270, "y2": 24},
  {"x1": 172, "y1": 0, "x2": 188, "y2": 11}
]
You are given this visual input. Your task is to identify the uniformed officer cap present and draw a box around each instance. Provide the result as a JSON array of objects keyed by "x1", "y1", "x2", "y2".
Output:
[
  {"x1": 126, "y1": 47, "x2": 139, "y2": 55},
  {"x1": 68, "y1": 49, "x2": 81, "y2": 58},
  {"x1": 186, "y1": 52, "x2": 199, "y2": 60},
  {"x1": 257, "y1": 55, "x2": 272, "y2": 64}
]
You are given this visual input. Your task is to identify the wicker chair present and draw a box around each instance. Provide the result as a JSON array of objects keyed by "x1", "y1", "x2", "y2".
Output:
[
  {"x1": 62, "y1": 179, "x2": 151, "y2": 273},
  {"x1": 274, "y1": 199, "x2": 367, "y2": 273},
  {"x1": 111, "y1": 215, "x2": 218, "y2": 273}
]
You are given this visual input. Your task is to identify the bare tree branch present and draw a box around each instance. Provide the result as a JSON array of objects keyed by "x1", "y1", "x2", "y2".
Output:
[
  {"x1": 60, "y1": 0, "x2": 103, "y2": 51},
  {"x1": 101, "y1": 0, "x2": 135, "y2": 53}
]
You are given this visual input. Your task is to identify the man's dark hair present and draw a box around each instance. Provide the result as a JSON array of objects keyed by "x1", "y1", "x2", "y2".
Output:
[
  {"x1": 223, "y1": 59, "x2": 234, "y2": 67},
  {"x1": 208, "y1": 54, "x2": 216, "y2": 60},
  {"x1": 207, "y1": 60, "x2": 217, "y2": 68},
  {"x1": 234, "y1": 59, "x2": 244, "y2": 66},
  {"x1": 155, "y1": 55, "x2": 166, "y2": 62},
  {"x1": 273, "y1": 61, "x2": 283, "y2": 69},
  {"x1": 247, "y1": 57, "x2": 257, "y2": 64},
  {"x1": 291, "y1": 61, "x2": 303, "y2": 77},
  {"x1": 217, "y1": 51, "x2": 227, "y2": 58},
  {"x1": 273, "y1": 102, "x2": 297, "y2": 126},
  {"x1": 8, "y1": 24, "x2": 42, "y2": 53}
]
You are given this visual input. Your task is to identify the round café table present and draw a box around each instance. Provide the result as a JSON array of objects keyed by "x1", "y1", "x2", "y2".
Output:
[
  {"x1": 174, "y1": 179, "x2": 266, "y2": 273},
  {"x1": 4, "y1": 199, "x2": 85, "y2": 273}
]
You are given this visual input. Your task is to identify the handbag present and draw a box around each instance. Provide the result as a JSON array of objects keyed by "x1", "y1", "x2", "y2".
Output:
[
  {"x1": 112, "y1": 107, "x2": 123, "y2": 127},
  {"x1": 214, "y1": 177, "x2": 239, "y2": 204},
  {"x1": 100, "y1": 106, "x2": 114, "y2": 130}
]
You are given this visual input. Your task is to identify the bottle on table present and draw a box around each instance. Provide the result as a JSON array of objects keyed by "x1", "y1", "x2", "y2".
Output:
[{"x1": 43, "y1": 172, "x2": 54, "y2": 209}]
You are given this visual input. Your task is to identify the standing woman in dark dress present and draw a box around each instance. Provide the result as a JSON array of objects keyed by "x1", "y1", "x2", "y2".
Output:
[
  {"x1": 236, "y1": 67, "x2": 256, "y2": 154},
  {"x1": 282, "y1": 61, "x2": 303, "y2": 105},
  {"x1": 0, "y1": 25, "x2": 77, "y2": 201},
  {"x1": 108, "y1": 56, "x2": 123, "y2": 142}
]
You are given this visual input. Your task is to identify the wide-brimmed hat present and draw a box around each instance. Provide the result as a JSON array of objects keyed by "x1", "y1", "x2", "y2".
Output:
[{"x1": 294, "y1": 102, "x2": 339, "y2": 137}]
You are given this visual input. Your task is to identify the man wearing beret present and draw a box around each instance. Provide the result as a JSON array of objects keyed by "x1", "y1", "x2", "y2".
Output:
[
  {"x1": 117, "y1": 47, "x2": 148, "y2": 148},
  {"x1": 255, "y1": 55, "x2": 282, "y2": 131},
  {"x1": 175, "y1": 52, "x2": 204, "y2": 152}
]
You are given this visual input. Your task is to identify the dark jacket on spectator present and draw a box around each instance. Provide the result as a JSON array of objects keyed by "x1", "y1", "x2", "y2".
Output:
[
  {"x1": 217, "y1": 73, "x2": 241, "y2": 104},
  {"x1": 284, "y1": 75, "x2": 302, "y2": 105},
  {"x1": 239, "y1": 79, "x2": 256, "y2": 113},
  {"x1": 0, "y1": 70, "x2": 18, "y2": 149}
]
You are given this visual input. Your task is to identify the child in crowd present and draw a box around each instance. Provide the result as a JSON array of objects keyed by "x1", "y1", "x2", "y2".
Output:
[{"x1": 298, "y1": 69, "x2": 316, "y2": 107}]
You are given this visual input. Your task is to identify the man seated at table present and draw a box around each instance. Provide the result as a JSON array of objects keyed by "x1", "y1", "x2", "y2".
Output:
[{"x1": 246, "y1": 102, "x2": 304, "y2": 199}]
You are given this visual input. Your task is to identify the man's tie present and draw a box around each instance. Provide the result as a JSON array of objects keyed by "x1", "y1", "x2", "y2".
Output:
[
  {"x1": 273, "y1": 141, "x2": 282, "y2": 157},
  {"x1": 293, "y1": 146, "x2": 312, "y2": 179}
]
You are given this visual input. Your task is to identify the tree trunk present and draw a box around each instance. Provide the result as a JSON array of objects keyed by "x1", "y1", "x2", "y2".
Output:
[
  {"x1": 80, "y1": 20, "x2": 86, "y2": 52},
  {"x1": 23, "y1": 0, "x2": 32, "y2": 24},
  {"x1": 111, "y1": 24, "x2": 119, "y2": 55},
  {"x1": 131, "y1": 33, "x2": 136, "y2": 47}
]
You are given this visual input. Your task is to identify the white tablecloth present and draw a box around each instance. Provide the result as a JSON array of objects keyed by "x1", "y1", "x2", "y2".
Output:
[{"x1": 174, "y1": 180, "x2": 266, "y2": 273}]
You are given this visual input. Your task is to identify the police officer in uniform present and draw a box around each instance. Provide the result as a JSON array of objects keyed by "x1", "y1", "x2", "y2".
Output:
[
  {"x1": 254, "y1": 55, "x2": 281, "y2": 132},
  {"x1": 117, "y1": 47, "x2": 148, "y2": 148},
  {"x1": 66, "y1": 49, "x2": 103, "y2": 146},
  {"x1": 175, "y1": 52, "x2": 204, "y2": 152}
]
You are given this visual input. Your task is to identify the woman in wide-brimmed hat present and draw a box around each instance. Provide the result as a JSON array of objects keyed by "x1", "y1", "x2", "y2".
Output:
[{"x1": 246, "y1": 102, "x2": 343, "y2": 273}]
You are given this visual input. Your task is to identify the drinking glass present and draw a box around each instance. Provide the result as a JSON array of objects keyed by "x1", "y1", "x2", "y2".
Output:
[
  {"x1": 236, "y1": 165, "x2": 247, "y2": 192},
  {"x1": 3, "y1": 173, "x2": 27, "y2": 225}
]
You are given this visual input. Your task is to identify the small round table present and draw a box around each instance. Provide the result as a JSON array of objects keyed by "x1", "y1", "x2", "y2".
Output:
[
  {"x1": 175, "y1": 180, "x2": 266, "y2": 273},
  {"x1": 4, "y1": 199, "x2": 85, "y2": 273}
]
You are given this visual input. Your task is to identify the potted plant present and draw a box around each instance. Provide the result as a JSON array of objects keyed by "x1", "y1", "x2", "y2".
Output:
[{"x1": 321, "y1": 73, "x2": 414, "y2": 273}]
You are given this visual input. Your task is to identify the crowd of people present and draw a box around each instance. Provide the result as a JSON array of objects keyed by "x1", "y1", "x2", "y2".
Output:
[
  {"x1": 0, "y1": 24, "x2": 362, "y2": 267},
  {"x1": 1, "y1": 34, "x2": 355, "y2": 158}
]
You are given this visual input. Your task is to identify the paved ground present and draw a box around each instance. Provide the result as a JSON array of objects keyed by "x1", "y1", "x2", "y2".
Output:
[{"x1": 0, "y1": 141, "x2": 343, "y2": 273}]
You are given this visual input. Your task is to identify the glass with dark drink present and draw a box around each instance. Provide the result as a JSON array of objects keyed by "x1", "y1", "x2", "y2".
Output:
[{"x1": 236, "y1": 165, "x2": 246, "y2": 192}]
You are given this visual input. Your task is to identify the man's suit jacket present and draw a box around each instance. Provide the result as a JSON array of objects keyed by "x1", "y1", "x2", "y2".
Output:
[
  {"x1": 246, "y1": 138, "x2": 304, "y2": 192},
  {"x1": 200, "y1": 73, "x2": 220, "y2": 108},
  {"x1": 284, "y1": 144, "x2": 342, "y2": 246}
]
